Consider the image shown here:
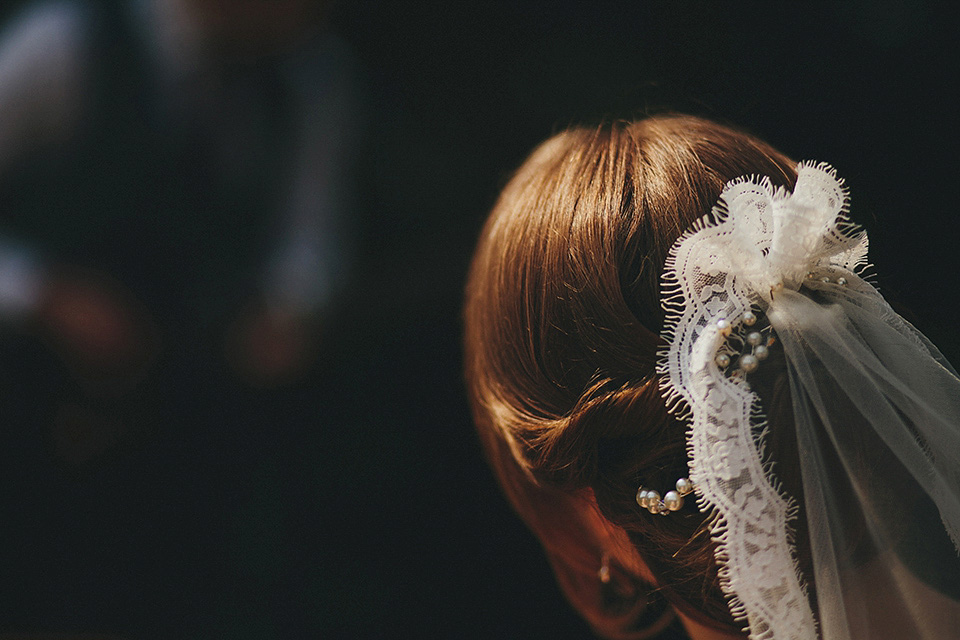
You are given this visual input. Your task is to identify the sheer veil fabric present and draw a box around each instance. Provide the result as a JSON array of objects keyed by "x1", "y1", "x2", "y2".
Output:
[{"x1": 659, "y1": 163, "x2": 960, "y2": 639}]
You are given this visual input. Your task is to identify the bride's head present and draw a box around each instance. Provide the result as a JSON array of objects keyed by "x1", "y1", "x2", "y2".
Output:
[{"x1": 463, "y1": 115, "x2": 800, "y2": 638}]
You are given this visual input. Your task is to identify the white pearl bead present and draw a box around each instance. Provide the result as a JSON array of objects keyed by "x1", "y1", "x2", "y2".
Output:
[
  {"x1": 636, "y1": 488, "x2": 648, "y2": 508},
  {"x1": 837, "y1": 277, "x2": 848, "y2": 286},
  {"x1": 821, "y1": 276, "x2": 831, "y2": 283},
  {"x1": 676, "y1": 478, "x2": 693, "y2": 495},
  {"x1": 742, "y1": 310, "x2": 757, "y2": 326},
  {"x1": 754, "y1": 344, "x2": 769, "y2": 360},
  {"x1": 716, "y1": 318, "x2": 730, "y2": 333},
  {"x1": 740, "y1": 354, "x2": 759, "y2": 373},
  {"x1": 715, "y1": 353, "x2": 731, "y2": 368},
  {"x1": 646, "y1": 490, "x2": 661, "y2": 513},
  {"x1": 747, "y1": 331, "x2": 763, "y2": 346},
  {"x1": 664, "y1": 491, "x2": 683, "y2": 511}
]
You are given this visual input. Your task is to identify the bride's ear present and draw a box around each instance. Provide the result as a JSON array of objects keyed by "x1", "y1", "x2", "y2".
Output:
[{"x1": 577, "y1": 488, "x2": 657, "y2": 586}]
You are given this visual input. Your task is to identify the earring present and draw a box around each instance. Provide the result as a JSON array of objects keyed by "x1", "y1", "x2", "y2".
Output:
[{"x1": 598, "y1": 552, "x2": 611, "y2": 584}]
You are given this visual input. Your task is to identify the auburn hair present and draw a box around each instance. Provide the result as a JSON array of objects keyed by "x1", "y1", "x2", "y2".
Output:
[{"x1": 463, "y1": 115, "x2": 800, "y2": 638}]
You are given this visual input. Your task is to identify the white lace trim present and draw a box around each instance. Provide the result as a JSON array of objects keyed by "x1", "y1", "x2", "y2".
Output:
[{"x1": 658, "y1": 162, "x2": 867, "y2": 640}]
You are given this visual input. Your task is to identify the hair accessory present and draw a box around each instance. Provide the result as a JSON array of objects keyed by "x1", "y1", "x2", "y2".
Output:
[
  {"x1": 658, "y1": 162, "x2": 960, "y2": 640},
  {"x1": 636, "y1": 478, "x2": 695, "y2": 515},
  {"x1": 711, "y1": 308, "x2": 775, "y2": 378}
]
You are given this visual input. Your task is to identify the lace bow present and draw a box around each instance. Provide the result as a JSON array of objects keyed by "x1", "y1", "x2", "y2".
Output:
[{"x1": 658, "y1": 163, "x2": 868, "y2": 640}]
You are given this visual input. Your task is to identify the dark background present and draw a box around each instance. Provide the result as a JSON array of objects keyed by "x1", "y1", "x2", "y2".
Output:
[{"x1": 1, "y1": 1, "x2": 958, "y2": 638}]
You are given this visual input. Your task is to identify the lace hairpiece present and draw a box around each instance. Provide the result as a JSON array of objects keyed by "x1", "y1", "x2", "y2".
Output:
[{"x1": 657, "y1": 162, "x2": 960, "y2": 640}]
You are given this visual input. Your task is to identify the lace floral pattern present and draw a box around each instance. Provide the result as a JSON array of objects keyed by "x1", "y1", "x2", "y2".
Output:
[{"x1": 658, "y1": 163, "x2": 867, "y2": 640}]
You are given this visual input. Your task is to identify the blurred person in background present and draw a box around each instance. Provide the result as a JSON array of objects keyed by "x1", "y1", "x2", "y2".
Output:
[{"x1": 0, "y1": 0, "x2": 362, "y2": 636}]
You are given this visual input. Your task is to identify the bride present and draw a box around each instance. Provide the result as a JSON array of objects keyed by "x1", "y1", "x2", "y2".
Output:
[{"x1": 463, "y1": 115, "x2": 960, "y2": 639}]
